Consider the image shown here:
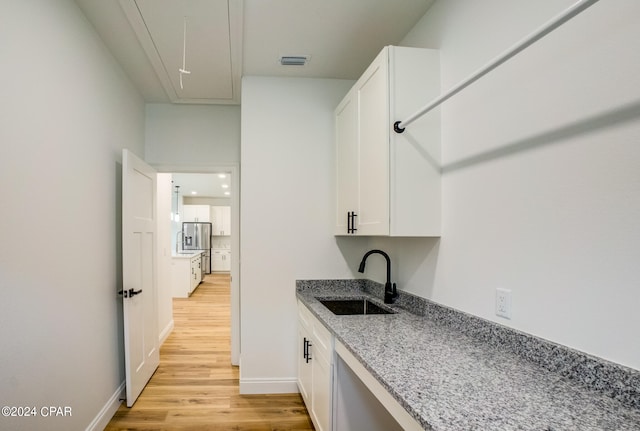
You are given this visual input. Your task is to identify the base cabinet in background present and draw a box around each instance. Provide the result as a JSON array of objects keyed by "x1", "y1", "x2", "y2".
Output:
[
  {"x1": 212, "y1": 249, "x2": 231, "y2": 271},
  {"x1": 171, "y1": 253, "x2": 202, "y2": 298}
]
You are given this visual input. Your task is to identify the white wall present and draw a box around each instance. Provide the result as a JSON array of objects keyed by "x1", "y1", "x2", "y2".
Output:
[
  {"x1": 361, "y1": 0, "x2": 640, "y2": 370},
  {"x1": 240, "y1": 76, "x2": 359, "y2": 393},
  {"x1": 183, "y1": 197, "x2": 232, "y2": 206},
  {"x1": 157, "y1": 173, "x2": 174, "y2": 343},
  {"x1": 0, "y1": 1, "x2": 145, "y2": 430},
  {"x1": 145, "y1": 103, "x2": 242, "y2": 364},
  {"x1": 145, "y1": 103, "x2": 241, "y2": 167}
]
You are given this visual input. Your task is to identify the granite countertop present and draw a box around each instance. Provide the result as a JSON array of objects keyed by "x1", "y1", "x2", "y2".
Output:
[{"x1": 296, "y1": 280, "x2": 640, "y2": 431}]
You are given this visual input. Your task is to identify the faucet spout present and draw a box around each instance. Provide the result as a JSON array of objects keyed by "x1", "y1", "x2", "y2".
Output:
[{"x1": 358, "y1": 249, "x2": 398, "y2": 304}]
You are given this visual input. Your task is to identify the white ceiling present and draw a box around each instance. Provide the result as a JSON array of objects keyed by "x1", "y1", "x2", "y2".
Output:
[
  {"x1": 75, "y1": 0, "x2": 434, "y2": 104},
  {"x1": 120, "y1": 0, "x2": 241, "y2": 104},
  {"x1": 172, "y1": 173, "x2": 231, "y2": 199}
]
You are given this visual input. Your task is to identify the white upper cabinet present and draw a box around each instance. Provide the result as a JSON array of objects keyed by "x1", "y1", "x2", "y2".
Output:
[
  {"x1": 182, "y1": 204, "x2": 211, "y2": 222},
  {"x1": 335, "y1": 46, "x2": 441, "y2": 237},
  {"x1": 211, "y1": 206, "x2": 231, "y2": 236}
]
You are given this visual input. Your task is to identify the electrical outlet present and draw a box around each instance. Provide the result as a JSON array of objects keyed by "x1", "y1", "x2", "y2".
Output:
[{"x1": 496, "y1": 288, "x2": 512, "y2": 319}]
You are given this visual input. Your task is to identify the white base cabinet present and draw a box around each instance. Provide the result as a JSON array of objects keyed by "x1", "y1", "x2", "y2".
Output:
[
  {"x1": 297, "y1": 302, "x2": 334, "y2": 431},
  {"x1": 335, "y1": 45, "x2": 441, "y2": 237},
  {"x1": 212, "y1": 249, "x2": 231, "y2": 271},
  {"x1": 171, "y1": 253, "x2": 202, "y2": 298}
]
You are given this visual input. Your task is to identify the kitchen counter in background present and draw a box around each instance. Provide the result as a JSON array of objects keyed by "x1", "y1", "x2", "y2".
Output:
[
  {"x1": 171, "y1": 250, "x2": 204, "y2": 259},
  {"x1": 171, "y1": 251, "x2": 205, "y2": 298},
  {"x1": 296, "y1": 280, "x2": 640, "y2": 431}
]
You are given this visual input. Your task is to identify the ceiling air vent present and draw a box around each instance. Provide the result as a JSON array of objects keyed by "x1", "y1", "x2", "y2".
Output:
[{"x1": 279, "y1": 55, "x2": 310, "y2": 66}]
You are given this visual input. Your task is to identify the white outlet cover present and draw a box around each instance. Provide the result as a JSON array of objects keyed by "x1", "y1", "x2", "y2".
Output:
[{"x1": 496, "y1": 288, "x2": 512, "y2": 319}]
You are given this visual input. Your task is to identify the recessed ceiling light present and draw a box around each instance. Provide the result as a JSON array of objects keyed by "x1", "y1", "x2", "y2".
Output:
[
  {"x1": 224, "y1": 191, "x2": 230, "y2": 196},
  {"x1": 191, "y1": 191, "x2": 197, "y2": 195},
  {"x1": 221, "y1": 184, "x2": 229, "y2": 189},
  {"x1": 279, "y1": 55, "x2": 310, "y2": 66},
  {"x1": 218, "y1": 173, "x2": 227, "y2": 179}
]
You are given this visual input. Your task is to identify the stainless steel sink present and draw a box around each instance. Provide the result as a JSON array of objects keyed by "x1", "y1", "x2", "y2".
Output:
[{"x1": 317, "y1": 298, "x2": 394, "y2": 315}]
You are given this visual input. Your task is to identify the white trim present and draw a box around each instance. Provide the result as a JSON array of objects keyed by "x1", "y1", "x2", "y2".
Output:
[
  {"x1": 150, "y1": 163, "x2": 241, "y2": 368},
  {"x1": 335, "y1": 341, "x2": 423, "y2": 431},
  {"x1": 239, "y1": 377, "x2": 299, "y2": 394},
  {"x1": 159, "y1": 319, "x2": 174, "y2": 345},
  {"x1": 85, "y1": 381, "x2": 125, "y2": 431},
  {"x1": 118, "y1": 0, "x2": 243, "y2": 104},
  {"x1": 119, "y1": 0, "x2": 177, "y2": 102}
]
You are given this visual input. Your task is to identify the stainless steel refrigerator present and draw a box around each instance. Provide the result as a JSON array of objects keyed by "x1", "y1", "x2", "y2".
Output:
[{"x1": 182, "y1": 222, "x2": 212, "y2": 274}]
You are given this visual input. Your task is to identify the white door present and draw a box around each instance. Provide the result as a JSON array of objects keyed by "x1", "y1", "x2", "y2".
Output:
[{"x1": 122, "y1": 149, "x2": 160, "y2": 407}]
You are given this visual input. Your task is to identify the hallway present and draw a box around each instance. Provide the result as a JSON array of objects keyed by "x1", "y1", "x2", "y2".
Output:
[{"x1": 106, "y1": 273, "x2": 314, "y2": 430}]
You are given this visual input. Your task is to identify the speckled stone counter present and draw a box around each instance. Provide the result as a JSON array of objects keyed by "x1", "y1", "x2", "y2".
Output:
[{"x1": 296, "y1": 279, "x2": 640, "y2": 431}]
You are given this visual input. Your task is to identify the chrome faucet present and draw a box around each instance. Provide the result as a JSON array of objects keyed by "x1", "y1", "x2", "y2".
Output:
[{"x1": 358, "y1": 249, "x2": 398, "y2": 304}]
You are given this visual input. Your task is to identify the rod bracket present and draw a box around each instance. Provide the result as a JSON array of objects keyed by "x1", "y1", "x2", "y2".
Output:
[{"x1": 393, "y1": 121, "x2": 405, "y2": 134}]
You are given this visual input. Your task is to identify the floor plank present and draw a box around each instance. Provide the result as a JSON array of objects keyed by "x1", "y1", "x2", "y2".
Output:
[{"x1": 106, "y1": 273, "x2": 314, "y2": 431}]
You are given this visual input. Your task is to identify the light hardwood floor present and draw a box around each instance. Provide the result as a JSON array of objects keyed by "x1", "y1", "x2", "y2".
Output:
[{"x1": 106, "y1": 273, "x2": 314, "y2": 430}]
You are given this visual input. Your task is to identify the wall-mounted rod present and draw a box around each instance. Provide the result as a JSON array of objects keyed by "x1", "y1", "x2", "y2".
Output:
[{"x1": 393, "y1": 0, "x2": 600, "y2": 134}]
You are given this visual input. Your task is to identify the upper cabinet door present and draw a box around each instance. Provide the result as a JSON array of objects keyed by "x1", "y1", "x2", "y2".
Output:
[
  {"x1": 356, "y1": 50, "x2": 390, "y2": 236},
  {"x1": 211, "y1": 206, "x2": 231, "y2": 235},
  {"x1": 335, "y1": 94, "x2": 358, "y2": 235}
]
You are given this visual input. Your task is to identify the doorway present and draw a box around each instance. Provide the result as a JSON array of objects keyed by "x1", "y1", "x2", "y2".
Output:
[{"x1": 157, "y1": 165, "x2": 240, "y2": 366}]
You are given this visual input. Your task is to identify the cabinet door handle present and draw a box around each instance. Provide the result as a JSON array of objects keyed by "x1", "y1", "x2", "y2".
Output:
[
  {"x1": 303, "y1": 337, "x2": 312, "y2": 363},
  {"x1": 303, "y1": 337, "x2": 308, "y2": 359},
  {"x1": 347, "y1": 211, "x2": 358, "y2": 234}
]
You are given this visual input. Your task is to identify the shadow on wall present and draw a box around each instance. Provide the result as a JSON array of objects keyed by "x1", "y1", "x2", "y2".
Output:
[
  {"x1": 442, "y1": 100, "x2": 640, "y2": 174},
  {"x1": 330, "y1": 101, "x2": 640, "y2": 300},
  {"x1": 400, "y1": 99, "x2": 640, "y2": 177},
  {"x1": 335, "y1": 236, "x2": 440, "y2": 299}
]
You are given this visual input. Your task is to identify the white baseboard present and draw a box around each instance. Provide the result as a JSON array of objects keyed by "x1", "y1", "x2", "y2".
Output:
[
  {"x1": 85, "y1": 381, "x2": 125, "y2": 431},
  {"x1": 239, "y1": 377, "x2": 299, "y2": 394},
  {"x1": 159, "y1": 319, "x2": 174, "y2": 345}
]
